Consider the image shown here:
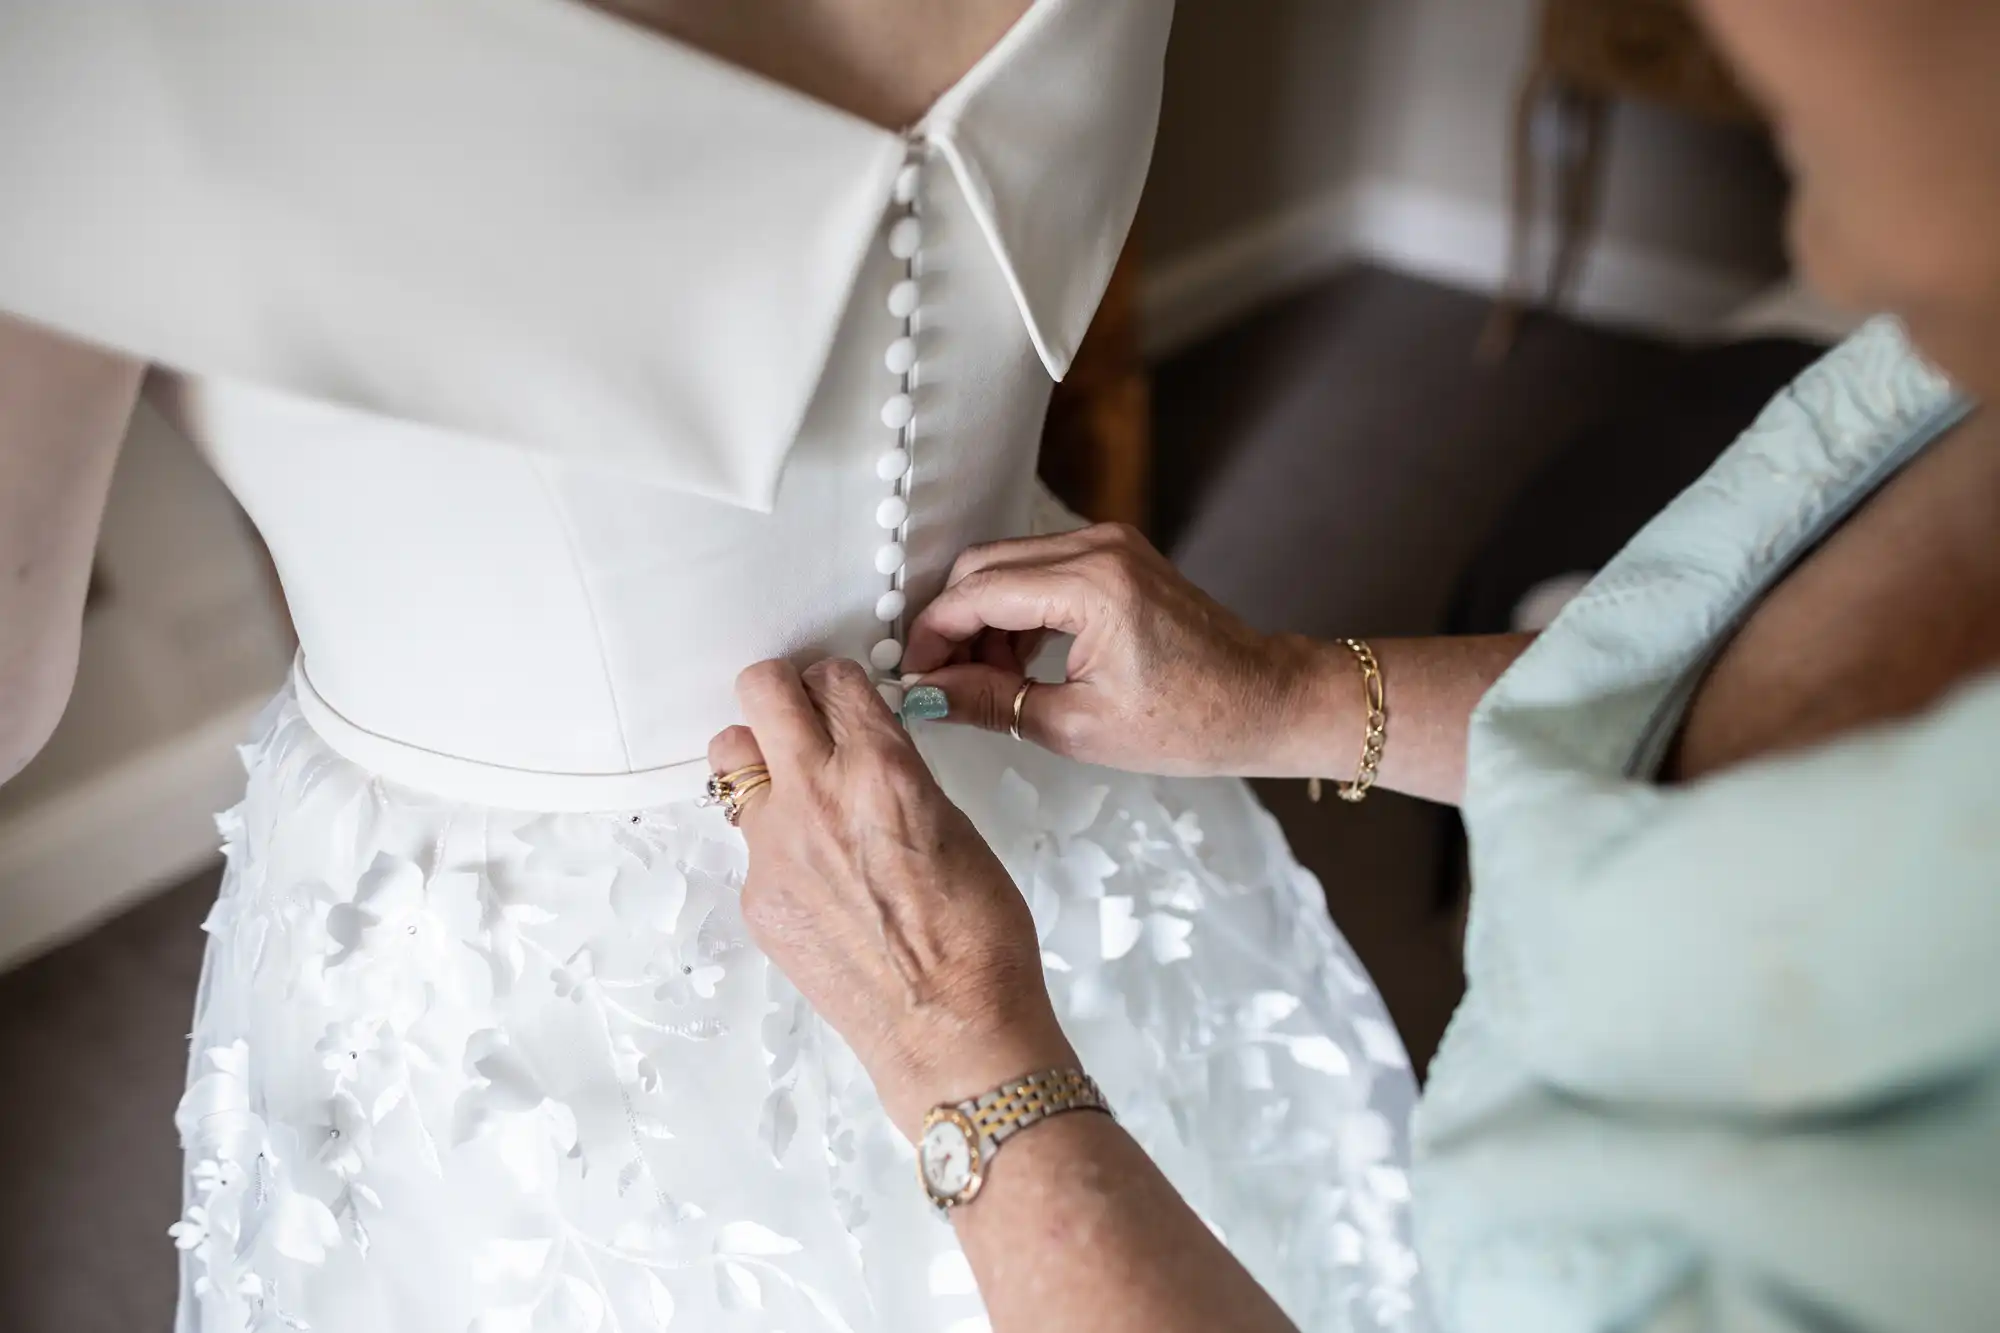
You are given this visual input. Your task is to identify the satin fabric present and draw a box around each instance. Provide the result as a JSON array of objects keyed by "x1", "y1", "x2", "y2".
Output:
[{"x1": 0, "y1": 0, "x2": 1170, "y2": 803}]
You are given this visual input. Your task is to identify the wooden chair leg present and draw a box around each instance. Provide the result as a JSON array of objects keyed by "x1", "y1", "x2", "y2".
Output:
[
  {"x1": 1039, "y1": 243, "x2": 1152, "y2": 530},
  {"x1": 1546, "y1": 89, "x2": 1611, "y2": 310},
  {"x1": 1478, "y1": 70, "x2": 1552, "y2": 364}
]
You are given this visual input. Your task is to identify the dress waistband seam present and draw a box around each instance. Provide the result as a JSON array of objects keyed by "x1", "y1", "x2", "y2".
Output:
[{"x1": 289, "y1": 655, "x2": 713, "y2": 813}]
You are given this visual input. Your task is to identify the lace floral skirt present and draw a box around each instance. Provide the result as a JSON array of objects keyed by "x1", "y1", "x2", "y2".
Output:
[{"x1": 173, "y1": 690, "x2": 1423, "y2": 1333}]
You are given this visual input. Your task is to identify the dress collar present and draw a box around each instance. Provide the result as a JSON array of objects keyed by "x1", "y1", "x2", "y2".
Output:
[
  {"x1": 919, "y1": 0, "x2": 1171, "y2": 381},
  {"x1": 0, "y1": 0, "x2": 1170, "y2": 510}
]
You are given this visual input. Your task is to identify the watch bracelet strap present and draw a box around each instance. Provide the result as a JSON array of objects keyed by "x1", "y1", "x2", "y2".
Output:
[{"x1": 961, "y1": 1067, "x2": 1113, "y2": 1155}]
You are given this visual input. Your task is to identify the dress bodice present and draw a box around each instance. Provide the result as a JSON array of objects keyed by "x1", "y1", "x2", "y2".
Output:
[
  {"x1": 154, "y1": 158, "x2": 1055, "y2": 809},
  {"x1": 0, "y1": 0, "x2": 1172, "y2": 809}
]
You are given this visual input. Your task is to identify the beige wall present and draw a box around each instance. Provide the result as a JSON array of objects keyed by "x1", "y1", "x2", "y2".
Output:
[
  {"x1": 1143, "y1": 0, "x2": 1790, "y2": 282},
  {"x1": 1146, "y1": 0, "x2": 1374, "y2": 261}
]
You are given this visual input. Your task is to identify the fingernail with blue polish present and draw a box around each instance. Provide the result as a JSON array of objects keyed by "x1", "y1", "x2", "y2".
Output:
[{"x1": 901, "y1": 685, "x2": 949, "y2": 724}]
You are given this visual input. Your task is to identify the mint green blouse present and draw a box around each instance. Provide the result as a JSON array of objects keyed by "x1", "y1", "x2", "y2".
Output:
[{"x1": 1413, "y1": 319, "x2": 1999, "y2": 1333}]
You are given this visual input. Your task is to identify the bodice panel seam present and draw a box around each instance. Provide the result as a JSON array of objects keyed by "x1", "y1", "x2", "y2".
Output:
[{"x1": 526, "y1": 453, "x2": 636, "y2": 770}]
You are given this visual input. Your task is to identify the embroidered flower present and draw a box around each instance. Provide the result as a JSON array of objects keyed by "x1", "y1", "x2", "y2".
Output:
[
  {"x1": 611, "y1": 1035, "x2": 663, "y2": 1094},
  {"x1": 455, "y1": 1030, "x2": 546, "y2": 1127},
  {"x1": 451, "y1": 1029, "x2": 581, "y2": 1185},
  {"x1": 609, "y1": 857, "x2": 689, "y2": 936},
  {"x1": 307, "y1": 1090, "x2": 373, "y2": 1179},
  {"x1": 549, "y1": 947, "x2": 599, "y2": 1005},
  {"x1": 326, "y1": 853, "x2": 446, "y2": 969},
  {"x1": 468, "y1": 860, "x2": 570, "y2": 1001},
  {"x1": 176, "y1": 1040, "x2": 262, "y2": 1161},
  {"x1": 169, "y1": 1202, "x2": 214, "y2": 1252},
  {"x1": 315, "y1": 1019, "x2": 381, "y2": 1073},
  {"x1": 994, "y1": 769, "x2": 1119, "y2": 943},
  {"x1": 171, "y1": 1184, "x2": 263, "y2": 1307},
  {"x1": 190, "y1": 1156, "x2": 246, "y2": 1198},
  {"x1": 1098, "y1": 895, "x2": 1194, "y2": 964},
  {"x1": 651, "y1": 946, "x2": 725, "y2": 1006},
  {"x1": 246, "y1": 1184, "x2": 343, "y2": 1265}
]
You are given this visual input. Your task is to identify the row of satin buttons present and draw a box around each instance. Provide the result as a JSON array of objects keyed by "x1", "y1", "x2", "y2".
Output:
[{"x1": 870, "y1": 156, "x2": 924, "y2": 712}]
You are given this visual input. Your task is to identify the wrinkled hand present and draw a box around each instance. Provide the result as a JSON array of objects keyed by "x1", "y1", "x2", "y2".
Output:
[
  {"x1": 710, "y1": 657, "x2": 1075, "y2": 1136},
  {"x1": 902, "y1": 524, "x2": 1320, "y2": 777}
]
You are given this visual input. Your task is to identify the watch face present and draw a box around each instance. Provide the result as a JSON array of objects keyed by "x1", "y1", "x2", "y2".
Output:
[{"x1": 919, "y1": 1116, "x2": 978, "y2": 1199}]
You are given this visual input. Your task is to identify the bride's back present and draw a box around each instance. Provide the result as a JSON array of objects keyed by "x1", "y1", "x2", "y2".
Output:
[
  {"x1": 588, "y1": 0, "x2": 1034, "y2": 129},
  {"x1": 6, "y1": 0, "x2": 1173, "y2": 810}
]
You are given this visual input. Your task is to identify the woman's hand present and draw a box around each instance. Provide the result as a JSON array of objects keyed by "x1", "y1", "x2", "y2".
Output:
[
  {"x1": 710, "y1": 657, "x2": 1076, "y2": 1136},
  {"x1": 901, "y1": 523, "x2": 1328, "y2": 777},
  {"x1": 714, "y1": 656, "x2": 1303, "y2": 1333}
]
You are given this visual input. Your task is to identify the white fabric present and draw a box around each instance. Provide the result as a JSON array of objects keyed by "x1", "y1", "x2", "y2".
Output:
[
  {"x1": 179, "y1": 683, "x2": 1423, "y2": 1333},
  {"x1": 0, "y1": 0, "x2": 1160, "y2": 512},
  {"x1": 0, "y1": 0, "x2": 1174, "y2": 800},
  {"x1": 0, "y1": 2, "x2": 1428, "y2": 1329}
]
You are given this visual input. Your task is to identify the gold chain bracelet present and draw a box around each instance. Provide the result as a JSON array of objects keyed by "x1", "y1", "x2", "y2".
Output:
[{"x1": 1309, "y1": 638, "x2": 1386, "y2": 805}]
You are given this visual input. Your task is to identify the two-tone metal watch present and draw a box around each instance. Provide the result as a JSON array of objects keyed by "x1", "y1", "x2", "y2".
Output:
[{"x1": 917, "y1": 1067, "x2": 1114, "y2": 1211}]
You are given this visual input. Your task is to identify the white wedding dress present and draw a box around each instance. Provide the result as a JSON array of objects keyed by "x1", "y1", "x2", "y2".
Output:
[{"x1": 0, "y1": 2, "x2": 1423, "y2": 1330}]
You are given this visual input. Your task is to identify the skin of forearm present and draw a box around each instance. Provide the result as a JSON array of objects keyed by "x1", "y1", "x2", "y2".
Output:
[
  {"x1": 953, "y1": 1111, "x2": 1298, "y2": 1333},
  {"x1": 0, "y1": 317, "x2": 142, "y2": 784},
  {"x1": 1261, "y1": 633, "x2": 1536, "y2": 806}
]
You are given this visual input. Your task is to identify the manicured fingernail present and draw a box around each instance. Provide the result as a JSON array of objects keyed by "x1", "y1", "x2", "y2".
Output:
[{"x1": 901, "y1": 685, "x2": 949, "y2": 724}]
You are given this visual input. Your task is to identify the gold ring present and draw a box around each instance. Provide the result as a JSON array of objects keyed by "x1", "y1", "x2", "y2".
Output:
[
  {"x1": 714, "y1": 764, "x2": 769, "y2": 791},
  {"x1": 700, "y1": 763, "x2": 772, "y2": 827},
  {"x1": 701, "y1": 764, "x2": 769, "y2": 804},
  {"x1": 1009, "y1": 679, "x2": 1035, "y2": 742},
  {"x1": 721, "y1": 775, "x2": 772, "y2": 827}
]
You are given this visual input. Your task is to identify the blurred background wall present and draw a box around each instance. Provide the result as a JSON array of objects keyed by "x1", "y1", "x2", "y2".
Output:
[
  {"x1": 1142, "y1": 0, "x2": 1789, "y2": 350},
  {"x1": 0, "y1": 402, "x2": 290, "y2": 973}
]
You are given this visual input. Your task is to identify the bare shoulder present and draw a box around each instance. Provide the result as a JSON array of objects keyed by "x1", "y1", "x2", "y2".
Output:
[
  {"x1": 0, "y1": 310, "x2": 144, "y2": 512},
  {"x1": 0, "y1": 312, "x2": 146, "y2": 413},
  {"x1": 0, "y1": 311, "x2": 144, "y2": 784},
  {"x1": 582, "y1": 0, "x2": 1034, "y2": 129},
  {"x1": 1670, "y1": 408, "x2": 2000, "y2": 781}
]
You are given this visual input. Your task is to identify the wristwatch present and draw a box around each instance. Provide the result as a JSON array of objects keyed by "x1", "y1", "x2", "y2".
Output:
[{"x1": 917, "y1": 1067, "x2": 1114, "y2": 1211}]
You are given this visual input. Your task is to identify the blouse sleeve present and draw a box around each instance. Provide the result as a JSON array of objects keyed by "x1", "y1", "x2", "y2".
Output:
[
  {"x1": 1415, "y1": 679, "x2": 2000, "y2": 1333},
  {"x1": 1463, "y1": 674, "x2": 2000, "y2": 1113}
]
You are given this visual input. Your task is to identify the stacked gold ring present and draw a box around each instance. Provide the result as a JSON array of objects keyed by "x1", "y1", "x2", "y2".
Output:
[
  {"x1": 700, "y1": 764, "x2": 772, "y2": 827},
  {"x1": 1008, "y1": 679, "x2": 1035, "y2": 742}
]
